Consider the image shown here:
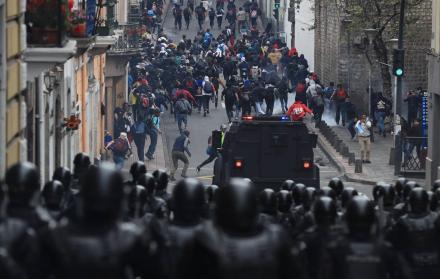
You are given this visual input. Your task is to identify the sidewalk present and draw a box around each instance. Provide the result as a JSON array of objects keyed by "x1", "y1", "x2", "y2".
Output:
[{"x1": 308, "y1": 121, "x2": 413, "y2": 185}]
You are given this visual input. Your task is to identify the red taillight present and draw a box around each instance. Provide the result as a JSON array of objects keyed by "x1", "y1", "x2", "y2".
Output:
[
  {"x1": 303, "y1": 161, "x2": 312, "y2": 169},
  {"x1": 242, "y1": 116, "x2": 254, "y2": 121},
  {"x1": 234, "y1": 160, "x2": 243, "y2": 168}
]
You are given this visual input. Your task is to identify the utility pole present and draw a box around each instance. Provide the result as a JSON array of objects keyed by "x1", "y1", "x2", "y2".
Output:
[
  {"x1": 288, "y1": 0, "x2": 296, "y2": 47},
  {"x1": 394, "y1": 0, "x2": 406, "y2": 175}
]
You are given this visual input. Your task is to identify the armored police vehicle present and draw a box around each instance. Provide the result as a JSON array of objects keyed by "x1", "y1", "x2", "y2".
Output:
[{"x1": 212, "y1": 116, "x2": 320, "y2": 189}]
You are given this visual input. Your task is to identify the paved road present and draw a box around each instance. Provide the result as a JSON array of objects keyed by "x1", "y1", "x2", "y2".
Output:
[{"x1": 159, "y1": 0, "x2": 374, "y2": 197}]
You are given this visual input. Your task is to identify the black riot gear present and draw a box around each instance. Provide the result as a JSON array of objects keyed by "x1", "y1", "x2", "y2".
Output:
[
  {"x1": 373, "y1": 182, "x2": 396, "y2": 208},
  {"x1": 259, "y1": 189, "x2": 277, "y2": 215},
  {"x1": 409, "y1": 188, "x2": 429, "y2": 214},
  {"x1": 313, "y1": 196, "x2": 337, "y2": 227},
  {"x1": 388, "y1": 187, "x2": 440, "y2": 278},
  {"x1": 317, "y1": 186, "x2": 337, "y2": 200},
  {"x1": 325, "y1": 196, "x2": 413, "y2": 279},
  {"x1": 279, "y1": 180, "x2": 295, "y2": 192},
  {"x1": 71, "y1": 153, "x2": 91, "y2": 189},
  {"x1": 52, "y1": 167, "x2": 72, "y2": 190},
  {"x1": 346, "y1": 196, "x2": 375, "y2": 236},
  {"x1": 41, "y1": 180, "x2": 64, "y2": 220},
  {"x1": 291, "y1": 183, "x2": 306, "y2": 205},
  {"x1": 340, "y1": 187, "x2": 358, "y2": 209},
  {"x1": 129, "y1": 161, "x2": 147, "y2": 184},
  {"x1": 5, "y1": 162, "x2": 40, "y2": 205},
  {"x1": 5, "y1": 162, "x2": 53, "y2": 231},
  {"x1": 215, "y1": 178, "x2": 259, "y2": 235},
  {"x1": 138, "y1": 173, "x2": 167, "y2": 216},
  {"x1": 153, "y1": 169, "x2": 171, "y2": 204},
  {"x1": 277, "y1": 190, "x2": 292, "y2": 213},
  {"x1": 395, "y1": 177, "x2": 407, "y2": 203},
  {"x1": 259, "y1": 189, "x2": 278, "y2": 224},
  {"x1": 205, "y1": 185, "x2": 219, "y2": 204},
  {"x1": 38, "y1": 164, "x2": 158, "y2": 279},
  {"x1": 171, "y1": 178, "x2": 205, "y2": 225},
  {"x1": 302, "y1": 187, "x2": 316, "y2": 211},
  {"x1": 181, "y1": 177, "x2": 296, "y2": 279},
  {"x1": 127, "y1": 185, "x2": 148, "y2": 219},
  {"x1": 79, "y1": 164, "x2": 124, "y2": 225},
  {"x1": 432, "y1": 179, "x2": 440, "y2": 192},
  {"x1": 328, "y1": 177, "x2": 344, "y2": 198}
]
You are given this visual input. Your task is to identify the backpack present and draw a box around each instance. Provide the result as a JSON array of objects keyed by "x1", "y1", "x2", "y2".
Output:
[
  {"x1": 175, "y1": 100, "x2": 188, "y2": 114},
  {"x1": 313, "y1": 95, "x2": 324, "y2": 107},
  {"x1": 203, "y1": 81, "x2": 213, "y2": 93},
  {"x1": 251, "y1": 10, "x2": 257, "y2": 18},
  {"x1": 112, "y1": 138, "x2": 129, "y2": 154},
  {"x1": 175, "y1": 7, "x2": 182, "y2": 16}
]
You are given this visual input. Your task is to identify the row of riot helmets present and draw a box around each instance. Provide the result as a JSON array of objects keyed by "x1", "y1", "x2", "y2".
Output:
[{"x1": 1, "y1": 153, "x2": 440, "y2": 279}]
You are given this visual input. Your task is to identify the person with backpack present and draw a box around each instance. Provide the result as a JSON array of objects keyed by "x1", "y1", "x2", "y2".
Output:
[
  {"x1": 312, "y1": 90, "x2": 325, "y2": 127},
  {"x1": 131, "y1": 119, "x2": 147, "y2": 161},
  {"x1": 331, "y1": 84, "x2": 348, "y2": 126},
  {"x1": 106, "y1": 132, "x2": 132, "y2": 170},
  {"x1": 201, "y1": 76, "x2": 215, "y2": 117},
  {"x1": 173, "y1": 3, "x2": 183, "y2": 30},
  {"x1": 236, "y1": 7, "x2": 247, "y2": 31},
  {"x1": 170, "y1": 130, "x2": 191, "y2": 181},
  {"x1": 287, "y1": 98, "x2": 313, "y2": 121},
  {"x1": 174, "y1": 94, "x2": 192, "y2": 133},
  {"x1": 216, "y1": 6, "x2": 224, "y2": 29},
  {"x1": 183, "y1": 5, "x2": 192, "y2": 30},
  {"x1": 195, "y1": 3, "x2": 206, "y2": 30},
  {"x1": 374, "y1": 92, "x2": 391, "y2": 137},
  {"x1": 145, "y1": 108, "x2": 162, "y2": 160}
]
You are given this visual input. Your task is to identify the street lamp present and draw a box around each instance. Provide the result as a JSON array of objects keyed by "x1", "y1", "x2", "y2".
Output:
[{"x1": 43, "y1": 71, "x2": 57, "y2": 94}]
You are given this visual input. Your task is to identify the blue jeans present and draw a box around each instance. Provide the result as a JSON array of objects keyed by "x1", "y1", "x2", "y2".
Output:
[
  {"x1": 176, "y1": 113, "x2": 187, "y2": 132},
  {"x1": 374, "y1": 111, "x2": 386, "y2": 134},
  {"x1": 335, "y1": 102, "x2": 346, "y2": 125},
  {"x1": 113, "y1": 155, "x2": 125, "y2": 170},
  {"x1": 146, "y1": 129, "x2": 158, "y2": 157}
]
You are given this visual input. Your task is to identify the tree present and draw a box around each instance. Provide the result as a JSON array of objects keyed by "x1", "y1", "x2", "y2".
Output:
[{"x1": 342, "y1": 0, "x2": 429, "y2": 97}]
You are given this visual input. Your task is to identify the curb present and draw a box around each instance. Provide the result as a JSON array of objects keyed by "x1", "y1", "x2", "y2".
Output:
[{"x1": 309, "y1": 122, "x2": 378, "y2": 186}]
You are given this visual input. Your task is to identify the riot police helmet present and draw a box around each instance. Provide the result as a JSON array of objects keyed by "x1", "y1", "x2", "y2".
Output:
[
  {"x1": 205, "y1": 185, "x2": 219, "y2": 204},
  {"x1": 372, "y1": 182, "x2": 396, "y2": 207},
  {"x1": 341, "y1": 187, "x2": 358, "y2": 209},
  {"x1": 279, "y1": 180, "x2": 295, "y2": 192},
  {"x1": 432, "y1": 179, "x2": 440, "y2": 192},
  {"x1": 291, "y1": 183, "x2": 306, "y2": 205},
  {"x1": 52, "y1": 167, "x2": 72, "y2": 190},
  {"x1": 313, "y1": 196, "x2": 337, "y2": 227},
  {"x1": 395, "y1": 177, "x2": 407, "y2": 197},
  {"x1": 317, "y1": 186, "x2": 337, "y2": 200},
  {"x1": 302, "y1": 187, "x2": 317, "y2": 211},
  {"x1": 79, "y1": 163, "x2": 124, "y2": 224},
  {"x1": 171, "y1": 178, "x2": 205, "y2": 225},
  {"x1": 5, "y1": 162, "x2": 40, "y2": 205},
  {"x1": 129, "y1": 161, "x2": 147, "y2": 183},
  {"x1": 403, "y1": 181, "x2": 421, "y2": 201},
  {"x1": 328, "y1": 177, "x2": 344, "y2": 197},
  {"x1": 73, "y1": 153, "x2": 91, "y2": 177},
  {"x1": 137, "y1": 173, "x2": 156, "y2": 195},
  {"x1": 215, "y1": 178, "x2": 259, "y2": 235},
  {"x1": 152, "y1": 169, "x2": 169, "y2": 191},
  {"x1": 259, "y1": 188, "x2": 277, "y2": 215},
  {"x1": 409, "y1": 188, "x2": 429, "y2": 214},
  {"x1": 346, "y1": 196, "x2": 376, "y2": 236},
  {"x1": 276, "y1": 190, "x2": 293, "y2": 213},
  {"x1": 41, "y1": 180, "x2": 64, "y2": 210}
]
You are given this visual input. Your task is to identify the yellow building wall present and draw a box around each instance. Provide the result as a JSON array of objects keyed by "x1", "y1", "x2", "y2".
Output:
[{"x1": 5, "y1": 0, "x2": 25, "y2": 168}]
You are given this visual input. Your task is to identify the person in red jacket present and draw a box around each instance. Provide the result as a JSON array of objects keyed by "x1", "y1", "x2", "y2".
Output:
[{"x1": 287, "y1": 98, "x2": 313, "y2": 121}]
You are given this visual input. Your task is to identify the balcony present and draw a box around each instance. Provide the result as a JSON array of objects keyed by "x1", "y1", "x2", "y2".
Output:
[
  {"x1": 26, "y1": 0, "x2": 67, "y2": 47},
  {"x1": 107, "y1": 24, "x2": 144, "y2": 57}
]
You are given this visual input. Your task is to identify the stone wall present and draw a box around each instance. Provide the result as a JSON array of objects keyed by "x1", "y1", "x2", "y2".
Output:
[{"x1": 314, "y1": 0, "x2": 432, "y2": 113}]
